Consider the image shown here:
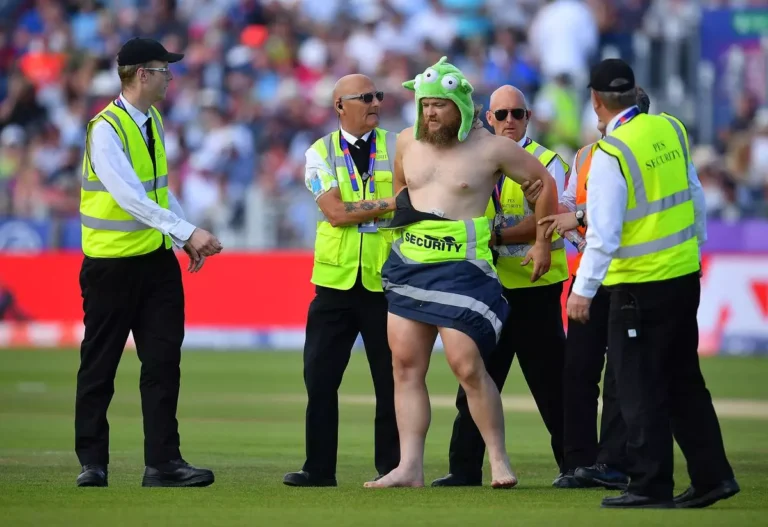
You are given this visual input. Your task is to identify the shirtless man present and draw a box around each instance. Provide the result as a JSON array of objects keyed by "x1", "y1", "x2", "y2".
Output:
[{"x1": 364, "y1": 57, "x2": 558, "y2": 489}]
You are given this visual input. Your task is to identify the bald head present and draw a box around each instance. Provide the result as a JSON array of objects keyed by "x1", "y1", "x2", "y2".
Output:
[
  {"x1": 489, "y1": 85, "x2": 527, "y2": 111},
  {"x1": 487, "y1": 85, "x2": 530, "y2": 142},
  {"x1": 332, "y1": 73, "x2": 381, "y2": 136},
  {"x1": 333, "y1": 74, "x2": 374, "y2": 104}
]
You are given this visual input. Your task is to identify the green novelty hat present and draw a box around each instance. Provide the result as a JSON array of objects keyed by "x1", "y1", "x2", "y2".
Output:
[{"x1": 403, "y1": 56, "x2": 475, "y2": 142}]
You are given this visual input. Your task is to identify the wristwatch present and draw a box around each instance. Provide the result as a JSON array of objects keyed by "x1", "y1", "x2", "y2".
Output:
[{"x1": 575, "y1": 210, "x2": 585, "y2": 227}]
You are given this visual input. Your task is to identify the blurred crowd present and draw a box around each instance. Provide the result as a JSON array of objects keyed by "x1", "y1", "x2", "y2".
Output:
[{"x1": 0, "y1": 0, "x2": 766, "y2": 249}]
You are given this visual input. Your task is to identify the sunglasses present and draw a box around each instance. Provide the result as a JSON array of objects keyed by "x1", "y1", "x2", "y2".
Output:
[
  {"x1": 493, "y1": 108, "x2": 528, "y2": 121},
  {"x1": 339, "y1": 91, "x2": 385, "y2": 104}
]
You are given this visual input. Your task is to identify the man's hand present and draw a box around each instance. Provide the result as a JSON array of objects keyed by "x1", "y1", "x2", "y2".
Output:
[
  {"x1": 538, "y1": 212, "x2": 579, "y2": 238},
  {"x1": 187, "y1": 228, "x2": 223, "y2": 257},
  {"x1": 472, "y1": 117, "x2": 485, "y2": 130},
  {"x1": 521, "y1": 180, "x2": 543, "y2": 204},
  {"x1": 567, "y1": 292, "x2": 592, "y2": 323},
  {"x1": 520, "y1": 240, "x2": 551, "y2": 282},
  {"x1": 183, "y1": 244, "x2": 205, "y2": 273}
]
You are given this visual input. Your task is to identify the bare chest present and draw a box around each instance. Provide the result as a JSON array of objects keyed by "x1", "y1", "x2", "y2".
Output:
[{"x1": 403, "y1": 141, "x2": 495, "y2": 195}]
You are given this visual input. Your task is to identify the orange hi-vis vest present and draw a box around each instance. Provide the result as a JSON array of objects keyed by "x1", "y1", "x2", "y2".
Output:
[{"x1": 572, "y1": 143, "x2": 596, "y2": 275}]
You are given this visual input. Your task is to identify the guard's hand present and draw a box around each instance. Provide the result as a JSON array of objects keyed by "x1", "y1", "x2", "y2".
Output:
[
  {"x1": 472, "y1": 117, "x2": 485, "y2": 130},
  {"x1": 538, "y1": 212, "x2": 579, "y2": 239},
  {"x1": 520, "y1": 240, "x2": 551, "y2": 282},
  {"x1": 187, "y1": 228, "x2": 223, "y2": 257},
  {"x1": 567, "y1": 292, "x2": 592, "y2": 323},
  {"x1": 183, "y1": 244, "x2": 205, "y2": 273},
  {"x1": 521, "y1": 179, "x2": 543, "y2": 204}
]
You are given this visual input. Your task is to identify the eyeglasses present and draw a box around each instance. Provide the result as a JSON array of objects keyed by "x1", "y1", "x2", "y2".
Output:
[
  {"x1": 339, "y1": 91, "x2": 384, "y2": 104},
  {"x1": 493, "y1": 108, "x2": 528, "y2": 121},
  {"x1": 141, "y1": 67, "x2": 171, "y2": 76}
]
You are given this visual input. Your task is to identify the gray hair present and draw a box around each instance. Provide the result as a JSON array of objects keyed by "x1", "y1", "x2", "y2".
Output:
[{"x1": 595, "y1": 86, "x2": 638, "y2": 111}]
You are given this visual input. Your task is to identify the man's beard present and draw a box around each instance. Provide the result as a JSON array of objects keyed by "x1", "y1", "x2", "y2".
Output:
[{"x1": 418, "y1": 116, "x2": 462, "y2": 148}]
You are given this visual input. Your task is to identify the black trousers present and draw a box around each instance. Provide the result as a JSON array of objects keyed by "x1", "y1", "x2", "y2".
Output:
[
  {"x1": 562, "y1": 277, "x2": 627, "y2": 471},
  {"x1": 75, "y1": 246, "x2": 185, "y2": 467},
  {"x1": 608, "y1": 272, "x2": 734, "y2": 499},
  {"x1": 448, "y1": 282, "x2": 566, "y2": 479},
  {"x1": 302, "y1": 278, "x2": 399, "y2": 478}
]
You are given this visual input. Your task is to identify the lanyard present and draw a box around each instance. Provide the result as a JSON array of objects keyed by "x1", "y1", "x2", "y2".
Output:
[
  {"x1": 612, "y1": 106, "x2": 640, "y2": 132},
  {"x1": 339, "y1": 132, "x2": 377, "y2": 193},
  {"x1": 493, "y1": 137, "x2": 532, "y2": 213}
]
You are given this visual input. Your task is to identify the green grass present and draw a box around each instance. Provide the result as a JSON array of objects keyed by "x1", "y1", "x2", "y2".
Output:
[{"x1": 1, "y1": 349, "x2": 767, "y2": 526}]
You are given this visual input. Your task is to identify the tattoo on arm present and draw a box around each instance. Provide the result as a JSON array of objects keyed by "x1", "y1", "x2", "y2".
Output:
[{"x1": 342, "y1": 199, "x2": 391, "y2": 213}]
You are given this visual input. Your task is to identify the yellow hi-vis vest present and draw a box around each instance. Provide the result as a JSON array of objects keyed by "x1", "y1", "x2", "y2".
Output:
[
  {"x1": 598, "y1": 112, "x2": 699, "y2": 286},
  {"x1": 310, "y1": 128, "x2": 396, "y2": 292},
  {"x1": 485, "y1": 139, "x2": 570, "y2": 288},
  {"x1": 80, "y1": 101, "x2": 171, "y2": 258}
]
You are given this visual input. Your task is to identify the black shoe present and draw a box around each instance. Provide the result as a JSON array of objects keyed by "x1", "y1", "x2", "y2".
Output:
[
  {"x1": 77, "y1": 465, "x2": 108, "y2": 487},
  {"x1": 283, "y1": 470, "x2": 337, "y2": 487},
  {"x1": 674, "y1": 478, "x2": 740, "y2": 509},
  {"x1": 431, "y1": 473, "x2": 482, "y2": 487},
  {"x1": 142, "y1": 459, "x2": 214, "y2": 487},
  {"x1": 601, "y1": 492, "x2": 675, "y2": 509},
  {"x1": 552, "y1": 470, "x2": 596, "y2": 488},
  {"x1": 575, "y1": 463, "x2": 629, "y2": 490}
]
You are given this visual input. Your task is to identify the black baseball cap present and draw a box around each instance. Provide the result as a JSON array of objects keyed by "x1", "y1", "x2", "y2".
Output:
[
  {"x1": 588, "y1": 58, "x2": 635, "y2": 92},
  {"x1": 117, "y1": 37, "x2": 184, "y2": 66}
]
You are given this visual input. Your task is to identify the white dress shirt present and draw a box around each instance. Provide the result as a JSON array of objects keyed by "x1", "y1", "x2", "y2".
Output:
[
  {"x1": 572, "y1": 106, "x2": 708, "y2": 298},
  {"x1": 304, "y1": 127, "x2": 372, "y2": 201},
  {"x1": 88, "y1": 94, "x2": 195, "y2": 248},
  {"x1": 560, "y1": 152, "x2": 579, "y2": 212}
]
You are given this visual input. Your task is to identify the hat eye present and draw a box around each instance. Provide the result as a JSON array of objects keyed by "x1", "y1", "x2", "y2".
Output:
[
  {"x1": 423, "y1": 68, "x2": 438, "y2": 83},
  {"x1": 441, "y1": 75, "x2": 458, "y2": 90}
]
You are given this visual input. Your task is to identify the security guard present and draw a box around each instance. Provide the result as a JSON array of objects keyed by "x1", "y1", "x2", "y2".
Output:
[
  {"x1": 283, "y1": 74, "x2": 400, "y2": 487},
  {"x1": 75, "y1": 38, "x2": 221, "y2": 488},
  {"x1": 539, "y1": 88, "x2": 652, "y2": 490},
  {"x1": 432, "y1": 85, "x2": 569, "y2": 487},
  {"x1": 568, "y1": 58, "x2": 739, "y2": 509}
]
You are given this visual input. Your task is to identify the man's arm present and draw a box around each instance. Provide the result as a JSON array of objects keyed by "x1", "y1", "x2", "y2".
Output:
[
  {"x1": 496, "y1": 215, "x2": 537, "y2": 244},
  {"x1": 492, "y1": 135, "x2": 557, "y2": 242},
  {"x1": 571, "y1": 150, "x2": 626, "y2": 299},
  {"x1": 89, "y1": 120, "x2": 196, "y2": 243},
  {"x1": 305, "y1": 147, "x2": 394, "y2": 228}
]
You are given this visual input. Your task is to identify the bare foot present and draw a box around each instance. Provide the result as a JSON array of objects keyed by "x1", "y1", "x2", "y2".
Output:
[
  {"x1": 364, "y1": 467, "x2": 424, "y2": 488},
  {"x1": 490, "y1": 459, "x2": 518, "y2": 489}
]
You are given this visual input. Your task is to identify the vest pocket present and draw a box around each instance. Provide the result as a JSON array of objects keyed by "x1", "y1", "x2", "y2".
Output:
[{"x1": 314, "y1": 226, "x2": 343, "y2": 266}]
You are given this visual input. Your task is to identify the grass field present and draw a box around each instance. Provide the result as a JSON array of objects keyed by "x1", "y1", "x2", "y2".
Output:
[{"x1": 1, "y1": 349, "x2": 767, "y2": 526}]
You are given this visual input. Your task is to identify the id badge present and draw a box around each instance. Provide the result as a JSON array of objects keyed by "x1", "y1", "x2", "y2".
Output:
[{"x1": 358, "y1": 220, "x2": 378, "y2": 233}]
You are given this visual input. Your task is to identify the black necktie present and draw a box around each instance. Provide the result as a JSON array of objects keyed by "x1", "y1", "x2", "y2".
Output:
[{"x1": 145, "y1": 117, "x2": 156, "y2": 169}]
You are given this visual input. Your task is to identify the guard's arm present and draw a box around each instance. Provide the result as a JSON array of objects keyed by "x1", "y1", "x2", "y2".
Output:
[
  {"x1": 304, "y1": 148, "x2": 394, "y2": 228},
  {"x1": 316, "y1": 189, "x2": 395, "y2": 228},
  {"x1": 88, "y1": 120, "x2": 196, "y2": 242}
]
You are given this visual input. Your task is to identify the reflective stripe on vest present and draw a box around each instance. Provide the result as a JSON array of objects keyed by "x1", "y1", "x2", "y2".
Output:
[{"x1": 600, "y1": 119, "x2": 694, "y2": 258}]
